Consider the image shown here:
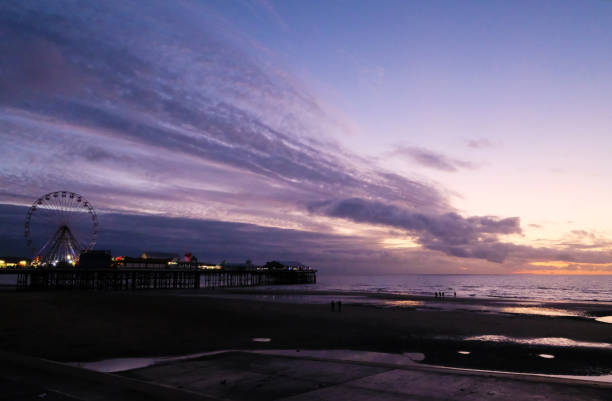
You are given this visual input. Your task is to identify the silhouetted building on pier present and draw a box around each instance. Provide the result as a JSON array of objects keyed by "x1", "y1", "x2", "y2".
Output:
[
  {"x1": 263, "y1": 260, "x2": 312, "y2": 271},
  {"x1": 140, "y1": 251, "x2": 179, "y2": 260},
  {"x1": 113, "y1": 256, "x2": 173, "y2": 269},
  {"x1": 79, "y1": 250, "x2": 111, "y2": 269}
]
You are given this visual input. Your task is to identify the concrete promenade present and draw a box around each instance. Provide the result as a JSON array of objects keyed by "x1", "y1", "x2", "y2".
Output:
[{"x1": 1, "y1": 349, "x2": 611, "y2": 401}]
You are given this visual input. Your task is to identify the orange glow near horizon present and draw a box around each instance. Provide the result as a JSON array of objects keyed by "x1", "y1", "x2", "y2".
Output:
[
  {"x1": 516, "y1": 259, "x2": 612, "y2": 275},
  {"x1": 530, "y1": 260, "x2": 612, "y2": 268},
  {"x1": 514, "y1": 269, "x2": 612, "y2": 275}
]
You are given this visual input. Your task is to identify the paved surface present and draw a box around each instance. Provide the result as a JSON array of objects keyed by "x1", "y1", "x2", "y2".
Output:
[
  {"x1": 1, "y1": 349, "x2": 611, "y2": 401},
  {"x1": 0, "y1": 377, "x2": 81, "y2": 401},
  {"x1": 124, "y1": 351, "x2": 612, "y2": 401},
  {"x1": 0, "y1": 350, "x2": 213, "y2": 401},
  {"x1": 279, "y1": 368, "x2": 605, "y2": 401}
]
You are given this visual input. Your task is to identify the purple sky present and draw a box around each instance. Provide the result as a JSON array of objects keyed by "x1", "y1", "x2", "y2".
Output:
[{"x1": 2, "y1": 1, "x2": 612, "y2": 274}]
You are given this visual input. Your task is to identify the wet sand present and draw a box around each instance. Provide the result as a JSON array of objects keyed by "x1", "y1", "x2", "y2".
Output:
[{"x1": 1, "y1": 290, "x2": 611, "y2": 375}]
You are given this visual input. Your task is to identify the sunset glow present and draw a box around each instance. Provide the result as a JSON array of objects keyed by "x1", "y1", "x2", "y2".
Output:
[
  {"x1": 514, "y1": 269, "x2": 612, "y2": 276},
  {"x1": 2, "y1": 1, "x2": 612, "y2": 274}
]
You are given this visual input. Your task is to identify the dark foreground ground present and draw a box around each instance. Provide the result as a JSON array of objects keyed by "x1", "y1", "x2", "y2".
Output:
[
  {"x1": 1, "y1": 290, "x2": 612, "y2": 375},
  {"x1": 3, "y1": 349, "x2": 612, "y2": 401}
]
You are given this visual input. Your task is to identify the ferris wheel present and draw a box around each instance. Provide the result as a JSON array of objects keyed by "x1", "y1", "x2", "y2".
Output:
[{"x1": 24, "y1": 191, "x2": 98, "y2": 266}]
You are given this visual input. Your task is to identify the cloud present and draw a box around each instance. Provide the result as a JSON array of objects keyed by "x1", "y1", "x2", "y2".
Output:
[
  {"x1": 0, "y1": 204, "x2": 469, "y2": 274},
  {"x1": 389, "y1": 146, "x2": 476, "y2": 172},
  {"x1": 251, "y1": 0, "x2": 290, "y2": 32},
  {"x1": 0, "y1": 31, "x2": 79, "y2": 101},
  {"x1": 0, "y1": 0, "x2": 452, "y2": 245},
  {"x1": 309, "y1": 197, "x2": 521, "y2": 263},
  {"x1": 1, "y1": 2, "x2": 610, "y2": 272},
  {"x1": 467, "y1": 138, "x2": 494, "y2": 149}
]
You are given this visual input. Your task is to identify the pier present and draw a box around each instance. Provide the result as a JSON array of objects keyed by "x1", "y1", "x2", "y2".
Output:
[{"x1": 1, "y1": 268, "x2": 316, "y2": 290}]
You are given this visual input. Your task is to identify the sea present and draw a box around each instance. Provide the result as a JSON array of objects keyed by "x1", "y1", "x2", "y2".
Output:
[
  {"x1": 2, "y1": 273, "x2": 612, "y2": 303},
  {"x1": 261, "y1": 274, "x2": 612, "y2": 303}
]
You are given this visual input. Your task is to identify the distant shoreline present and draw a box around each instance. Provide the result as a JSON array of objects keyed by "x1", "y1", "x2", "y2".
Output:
[{"x1": 213, "y1": 287, "x2": 612, "y2": 316}]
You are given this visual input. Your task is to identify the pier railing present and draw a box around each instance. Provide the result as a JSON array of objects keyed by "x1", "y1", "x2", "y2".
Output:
[{"x1": 6, "y1": 268, "x2": 316, "y2": 290}]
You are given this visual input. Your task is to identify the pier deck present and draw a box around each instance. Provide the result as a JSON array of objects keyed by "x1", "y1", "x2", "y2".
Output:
[{"x1": 0, "y1": 268, "x2": 316, "y2": 290}]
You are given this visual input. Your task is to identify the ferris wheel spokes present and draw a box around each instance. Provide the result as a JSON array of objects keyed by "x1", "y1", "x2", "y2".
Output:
[{"x1": 24, "y1": 191, "x2": 98, "y2": 266}]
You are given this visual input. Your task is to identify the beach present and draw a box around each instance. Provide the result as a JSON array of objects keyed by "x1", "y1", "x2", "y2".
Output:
[
  {"x1": 1, "y1": 289, "x2": 611, "y2": 377},
  {"x1": 2, "y1": 288, "x2": 612, "y2": 400}
]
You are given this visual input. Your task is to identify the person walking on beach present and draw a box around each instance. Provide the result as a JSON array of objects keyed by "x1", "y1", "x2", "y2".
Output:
[
  {"x1": 338, "y1": 300, "x2": 342, "y2": 312},
  {"x1": 331, "y1": 301, "x2": 335, "y2": 312}
]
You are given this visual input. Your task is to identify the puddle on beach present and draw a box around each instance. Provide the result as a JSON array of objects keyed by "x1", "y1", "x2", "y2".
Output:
[
  {"x1": 595, "y1": 316, "x2": 612, "y2": 324},
  {"x1": 464, "y1": 335, "x2": 612, "y2": 349},
  {"x1": 500, "y1": 307, "x2": 583, "y2": 317},
  {"x1": 382, "y1": 301, "x2": 585, "y2": 318},
  {"x1": 252, "y1": 337, "x2": 271, "y2": 343},
  {"x1": 457, "y1": 351, "x2": 471, "y2": 355},
  {"x1": 70, "y1": 357, "x2": 159, "y2": 373},
  {"x1": 430, "y1": 363, "x2": 612, "y2": 384},
  {"x1": 67, "y1": 351, "x2": 229, "y2": 373},
  {"x1": 538, "y1": 354, "x2": 555, "y2": 359},
  {"x1": 384, "y1": 300, "x2": 424, "y2": 308}
]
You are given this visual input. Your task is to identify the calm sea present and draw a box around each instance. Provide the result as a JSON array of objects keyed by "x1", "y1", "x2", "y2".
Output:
[
  {"x1": 277, "y1": 274, "x2": 612, "y2": 303},
  {"x1": 2, "y1": 273, "x2": 611, "y2": 302}
]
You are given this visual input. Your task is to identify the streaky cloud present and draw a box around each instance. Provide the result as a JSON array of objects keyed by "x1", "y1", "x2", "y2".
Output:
[
  {"x1": 390, "y1": 146, "x2": 476, "y2": 172},
  {"x1": 310, "y1": 197, "x2": 521, "y2": 263},
  {"x1": 3, "y1": 1, "x2": 608, "y2": 272},
  {"x1": 466, "y1": 138, "x2": 494, "y2": 149}
]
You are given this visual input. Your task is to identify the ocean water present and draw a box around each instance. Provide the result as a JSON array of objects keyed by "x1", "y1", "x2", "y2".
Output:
[
  {"x1": 3, "y1": 273, "x2": 612, "y2": 303},
  {"x1": 268, "y1": 274, "x2": 612, "y2": 303}
]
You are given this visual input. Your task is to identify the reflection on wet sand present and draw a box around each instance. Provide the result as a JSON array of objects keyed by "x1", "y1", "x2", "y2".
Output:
[
  {"x1": 465, "y1": 335, "x2": 612, "y2": 349},
  {"x1": 500, "y1": 306, "x2": 584, "y2": 317},
  {"x1": 191, "y1": 290, "x2": 606, "y2": 321},
  {"x1": 384, "y1": 300, "x2": 424, "y2": 307}
]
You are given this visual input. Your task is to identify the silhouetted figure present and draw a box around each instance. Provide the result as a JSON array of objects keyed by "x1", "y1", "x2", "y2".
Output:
[
  {"x1": 331, "y1": 301, "x2": 335, "y2": 312},
  {"x1": 338, "y1": 300, "x2": 342, "y2": 312},
  {"x1": 454, "y1": 291, "x2": 456, "y2": 297}
]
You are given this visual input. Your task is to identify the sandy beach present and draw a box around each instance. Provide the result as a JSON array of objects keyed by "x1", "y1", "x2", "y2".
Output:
[{"x1": 1, "y1": 289, "x2": 611, "y2": 376}]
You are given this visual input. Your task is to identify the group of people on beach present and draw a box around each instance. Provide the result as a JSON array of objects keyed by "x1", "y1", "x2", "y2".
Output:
[{"x1": 434, "y1": 291, "x2": 456, "y2": 298}]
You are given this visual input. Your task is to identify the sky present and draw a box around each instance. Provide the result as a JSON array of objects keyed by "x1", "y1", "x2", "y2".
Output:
[{"x1": 2, "y1": 0, "x2": 612, "y2": 274}]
